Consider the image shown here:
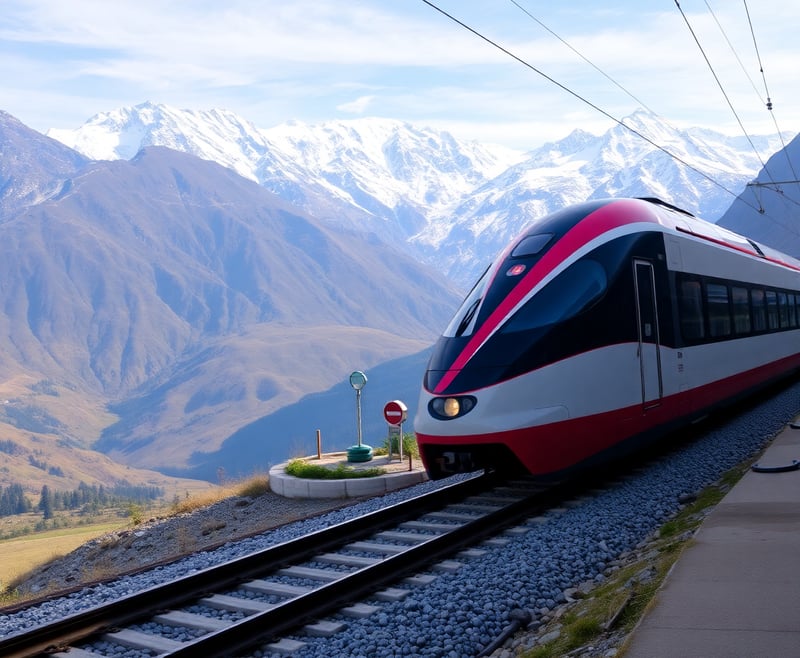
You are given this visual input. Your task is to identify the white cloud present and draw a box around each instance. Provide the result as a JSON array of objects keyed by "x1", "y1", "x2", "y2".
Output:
[
  {"x1": 337, "y1": 96, "x2": 375, "y2": 115},
  {"x1": 0, "y1": 0, "x2": 798, "y2": 148}
]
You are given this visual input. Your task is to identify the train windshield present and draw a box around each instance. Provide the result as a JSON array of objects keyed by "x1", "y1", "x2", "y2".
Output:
[
  {"x1": 501, "y1": 259, "x2": 607, "y2": 333},
  {"x1": 511, "y1": 233, "x2": 553, "y2": 257},
  {"x1": 443, "y1": 266, "x2": 491, "y2": 337}
]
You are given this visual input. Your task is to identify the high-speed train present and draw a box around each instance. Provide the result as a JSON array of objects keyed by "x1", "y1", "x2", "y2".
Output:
[{"x1": 414, "y1": 197, "x2": 800, "y2": 480}]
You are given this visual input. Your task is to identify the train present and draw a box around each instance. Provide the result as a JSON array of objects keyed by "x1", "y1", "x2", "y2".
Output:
[{"x1": 414, "y1": 197, "x2": 800, "y2": 480}]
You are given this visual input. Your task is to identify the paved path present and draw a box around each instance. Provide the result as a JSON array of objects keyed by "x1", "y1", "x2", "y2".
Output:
[{"x1": 624, "y1": 421, "x2": 800, "y2": 657}]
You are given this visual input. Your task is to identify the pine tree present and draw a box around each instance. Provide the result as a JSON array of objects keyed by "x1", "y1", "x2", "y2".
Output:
[{"x1": 38, "y1": 485, "x2": 54, "y2": 520}]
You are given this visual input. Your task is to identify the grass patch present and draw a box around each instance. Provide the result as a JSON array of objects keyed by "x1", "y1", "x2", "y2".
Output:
[
  {"x1": 0, "y1": 519, "x2": 124, "y2": 600},
  {"x1": 285, "y1": 458, "x2": 386, "y2": 479},
  {"x1": 236, "y1": 474, "x2": 270, "y2": 498},
  {"x1": 0, "y1": 473, "x2": 274, "y2": 603}
]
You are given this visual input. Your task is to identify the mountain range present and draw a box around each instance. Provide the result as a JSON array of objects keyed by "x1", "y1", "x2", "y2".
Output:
[
  {"x1": 1, "y1": 101, "x2": 798, "y2": 491},
  {"x1": 50, "y1": 102, "x2": 792, "y2": 288},
  {"x1": 0, "y1": 109, "x2": 458, "y2": 492}
]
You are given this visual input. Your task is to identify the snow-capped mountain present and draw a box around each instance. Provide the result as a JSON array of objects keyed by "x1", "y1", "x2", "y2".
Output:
[
  {"x1": 47, "y1": 102, "x2": 272, "y2": 181},
  {"x1": 425, "y1": 111, "x2": 790, "y2": 285},
  {"x1": 49, "y1": 102, "x2": 792, "y2": 288},
  {"x1": 48, "y1": 102, "x2": 521, "y2": 247}
]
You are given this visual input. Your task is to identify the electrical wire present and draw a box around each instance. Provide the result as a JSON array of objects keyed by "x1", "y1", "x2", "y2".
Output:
[
  {"x1": 703, "y1": 0, "x2": 764, "y2": 106},
  {"x1": 743, "y1": 0, "x2": 771, "y2": 111},
  {"x1": 508, "y1": 0, "x2": 654, "y2": 113},
  {"x1": 419, "y1": 0, "x2": 763, "y2": 213},
  {"x1": 703, "y1": 0, "x2": 799, "y2": 187},
  {"x1": 673, "y1": 0, "x2": 776, "y2": 190},
  {"x1": 673, "y1": 1, "x2": 800, "y2": 212},
  {"x1": 741, "y1": 0, "x2": 800, "y2": 183},
  {"x1": 507, "y1": 0, "x2": 752, "y2": 181}
]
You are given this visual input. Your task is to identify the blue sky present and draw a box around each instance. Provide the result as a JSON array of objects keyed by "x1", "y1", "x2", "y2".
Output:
[{"x1": 1, "y1": 0, "x2": 798, "y2": 149}]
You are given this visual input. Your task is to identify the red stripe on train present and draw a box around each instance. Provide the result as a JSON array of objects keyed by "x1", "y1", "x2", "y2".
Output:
[{"x1": 420, "y1": 353, "x2": 800, "y2": 476}]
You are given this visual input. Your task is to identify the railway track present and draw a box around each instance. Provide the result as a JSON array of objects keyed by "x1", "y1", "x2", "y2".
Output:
[{"x1": 0, "y1": 472, "x2": 561, "y2": 658}]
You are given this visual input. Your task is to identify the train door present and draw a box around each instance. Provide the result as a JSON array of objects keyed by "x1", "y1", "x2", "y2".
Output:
[{"x1": 633, "y1": 260, "x2": 663, "y2": 409}]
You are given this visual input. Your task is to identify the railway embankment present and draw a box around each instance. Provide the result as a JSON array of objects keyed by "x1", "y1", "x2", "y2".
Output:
[{"x1": 3, "y1": 379, "x2": 799, "y2": 656}]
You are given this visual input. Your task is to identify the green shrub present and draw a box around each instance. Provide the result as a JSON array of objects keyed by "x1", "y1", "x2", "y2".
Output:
[
  {"x1": 374, "y1": 432, "x2": 420, "y2": 459},
  {"x1": 127, "y1": 504, "x2": 143, "y2": 525},
  {"x1": 285, "y1": 458, "x2": 386, "y2": 479}
]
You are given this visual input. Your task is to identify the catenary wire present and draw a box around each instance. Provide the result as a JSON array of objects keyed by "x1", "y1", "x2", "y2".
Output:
[
  {"x1": 703, "y1": 0, "x2": 764, "y2": 106},
  {"x1": 507, "y1": 0, "x2": 748, "y2": 180},
  {"x1": 703, "y1": 0, "x2": 799, "y2": 187},
  {"x1": 741, "y1": 0, "x2": 800, "y2": 183},
  {"x1": 673, "y1": 0, "x2": 776, "y2": 188},
  {"x1": 420, "y1": 0, "x2": 763, "y2": 213}
]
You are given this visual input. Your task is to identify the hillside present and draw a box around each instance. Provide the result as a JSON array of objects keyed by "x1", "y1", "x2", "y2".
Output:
[
  {"x1": 717, "y1": 134, "x2": 800, "y2": 254},
  {"x1": 0, "y1": 114, "x2": 459, "y2": 488}
]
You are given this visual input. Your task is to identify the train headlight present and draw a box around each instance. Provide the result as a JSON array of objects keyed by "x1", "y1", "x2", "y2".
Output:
[
  {"x1": 429, "y1": 396, "x2": 477, "y2": 420},
  {"x1": 443, "y1": 398, "x2": 460, "y2": 417}
]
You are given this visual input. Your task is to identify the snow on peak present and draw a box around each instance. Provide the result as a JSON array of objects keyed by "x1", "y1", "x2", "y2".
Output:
[
  {"x1": 47, "y1": 102, "x2": 271, "y2": 181},
  {"x1": 45, "y1": 103, "x2": 793, "y2": 288}
]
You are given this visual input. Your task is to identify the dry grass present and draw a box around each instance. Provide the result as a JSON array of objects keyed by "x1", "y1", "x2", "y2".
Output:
[
  {"x1": 0, "y1": 521, "x2": 123, "y2": 595},
  {"x1": 170, "y1": 473, "x2": 270, "y2": 515},
  {"x1": 0, "y1": 473, "x2": 271, "y2": 600}
]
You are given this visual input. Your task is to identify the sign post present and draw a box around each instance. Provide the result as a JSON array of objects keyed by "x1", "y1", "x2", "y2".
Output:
[
  {"x1": 383, "y1": 400, "x2": 408, "y2": 460},
  {"x1": 347, "y1": 371, "x2": 372, "y2": 462}
]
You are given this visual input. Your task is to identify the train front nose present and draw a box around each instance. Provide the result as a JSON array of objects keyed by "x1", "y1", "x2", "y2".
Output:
[{"x1": 415, "y1": 385, "x2": 525, "y2": 480}]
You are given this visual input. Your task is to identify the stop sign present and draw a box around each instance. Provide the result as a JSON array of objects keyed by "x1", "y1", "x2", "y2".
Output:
[{"x1": 383, "y1": 400, "x2": 408, "y2": 426}]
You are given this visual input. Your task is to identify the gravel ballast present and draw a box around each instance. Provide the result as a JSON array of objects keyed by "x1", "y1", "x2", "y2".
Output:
[{"x1": 2, "y1": 380, "x2": 799, "y2": 657}]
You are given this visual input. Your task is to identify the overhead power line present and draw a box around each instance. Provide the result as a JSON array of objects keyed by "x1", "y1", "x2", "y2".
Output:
[
  {"x1": 673, "y1": 0, "x2": 775, "y2": 188},
  {"x1": 419, "y1": 0, "x2": 762, "y2": 213},
  {"x1": 508, "y1": 0, "x2": 746, "y2": 180},
  {"x1": 741, "y1": 0, "x2": 799, "y2": 182},
  {"x1": 507, "y1": 0, "x2": 653, "y2": 113}
]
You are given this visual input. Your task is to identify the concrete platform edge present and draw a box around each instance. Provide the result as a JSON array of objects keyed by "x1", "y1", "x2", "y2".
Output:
[{"x1": 269, "y1": 456, "x2": 428, "y2": 499}]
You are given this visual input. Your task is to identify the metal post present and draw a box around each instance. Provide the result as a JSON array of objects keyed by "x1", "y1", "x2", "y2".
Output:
[
  {"x1": 399, "y1": 421, "x2": 404, "y2": 460},
  {"x1": 347, "y1": 370, "x2": 372, "y2": 462},
  {"x1": 356, "y1": 389, "x2": 363, "y2": 447}
]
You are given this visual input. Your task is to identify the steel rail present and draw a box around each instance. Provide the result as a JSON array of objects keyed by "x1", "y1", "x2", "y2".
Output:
[
  {"x1": 0, "y1": 473, "x2": 493, "y2": 658},
  {"x1": 168, "y1": 479, "x2": 551, "y2": 657}
]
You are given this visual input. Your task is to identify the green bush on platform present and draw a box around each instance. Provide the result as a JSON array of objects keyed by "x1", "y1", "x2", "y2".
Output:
[
  {"x1": 373, "y1": 432, "x2": 420, "y2": 459},
  {"x1": 285, "y1": 459, "x2": 386, "y2": 480}
]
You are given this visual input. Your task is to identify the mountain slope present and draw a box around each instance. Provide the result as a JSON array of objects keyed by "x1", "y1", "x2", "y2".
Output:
[
  {"x1": 169, "y1": 347, "x2": 434, "y2": 482},
  {"x1": 0, "y1": 119, "x2": 460, "y2": 479},
  {"x1": 49, "y1": 103, "x2": 521, "y2": 250},
  {"x1": 414, "y1": 111, "x2": 793, "y2": 286},
  {"x1": 717, "y1": 134, "x2": 800, "y2": 254},
  {"x1": 0, "y1": 146, "x2": 453, "y2": 391},
  {"x1": 0, "y1": 110, "x2": 89, "y2": 218}
]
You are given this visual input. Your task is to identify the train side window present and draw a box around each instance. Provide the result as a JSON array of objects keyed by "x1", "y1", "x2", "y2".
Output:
[
  {"x1": 778, "y1": 291, "x2": 789, "y2": 328},
  {"x1": 678, "y1": 278, "x2": 704, "y2": 342},
  {"x1": 790, "y1": 294, "x2": 798, "y2": 328},
  {"x1": 751, "y1": 288, "x2": 767, "y2": 332},
  {"x1": 795, "y1": 294, "x2": 800, "y2": 327},
  {"x1": 706, "y1": 282, "x2": 731, "y2": 338},
  {"x1": 731, "y1": 286, "x2": 751, "y2": 335},
  {"x1": 766, "y1": 290, "x2": 779, "y2": 330},
  {"x1": 443, "y1": 266, "x2": 491, "y2": 338}
]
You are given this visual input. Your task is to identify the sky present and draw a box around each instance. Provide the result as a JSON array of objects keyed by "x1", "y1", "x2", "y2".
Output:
[{"x1": 1, "y1": 0, "x2": 799, "y2": 151}]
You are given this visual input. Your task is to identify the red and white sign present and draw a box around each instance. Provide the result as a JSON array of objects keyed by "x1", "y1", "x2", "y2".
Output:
[{"x1": 383, "y1": 400, "x2": 408, "y2": 426}]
